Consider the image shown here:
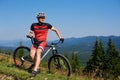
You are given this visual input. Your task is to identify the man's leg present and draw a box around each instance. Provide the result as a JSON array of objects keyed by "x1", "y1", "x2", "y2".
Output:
[
  {"x1": 30, "y1": 42, "x2": 45, "y2": 78},
  {"x1": 30, "y1": 50, "x2": 36, "y2": 63},
  {"x1": 30, "y1": 45, "x2": 36, "y2": 63},
  {"x1": 29, "y1": 49, "x2": 42, "y2": 78},
  {"x1": 33, "y1": 48, "x2": 42, "y2": 71}
]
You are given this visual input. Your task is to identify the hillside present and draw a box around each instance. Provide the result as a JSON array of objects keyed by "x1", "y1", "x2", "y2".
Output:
[{"x1": 0, "y1": 53, "x2": 91, "y2": 80}]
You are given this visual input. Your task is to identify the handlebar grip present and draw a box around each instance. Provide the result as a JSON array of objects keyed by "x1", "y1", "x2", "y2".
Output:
[
  {"x1": 26, "y1": 35, "x2": 32, "y2": 38},
  {"x1": 26, "y1": 35, "x2": 34, "y2": 44}
]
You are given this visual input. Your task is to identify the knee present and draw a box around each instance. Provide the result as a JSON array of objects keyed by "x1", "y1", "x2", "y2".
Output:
[
  {"x1": 30, "y1": 50, "x2": 35, "y2": 57},
  {"x1": 30, "y1": 53, "x2": 33, "y2": 57}
]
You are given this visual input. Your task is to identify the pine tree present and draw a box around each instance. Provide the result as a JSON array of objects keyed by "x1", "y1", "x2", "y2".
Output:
[
  {"x1": 0, "y1": 48, "x2": 2, "y2": 53},
  {"x1": 104, "y1": 38, "x2": 120, "y2": 79},
  {"x1": 91, "y1": 39, "x2": 99, "y2": 72},
  {"x1": 71, "y1": 51, "x2": 80, "y2": 73},
  {"x1": 83, "y1": 58, "x2": 94, "y2": 76},
  {"x1": 83, "y1": 39, "x2": 99, "y2": 76},
  {"x1": 97, "y1": 39, "x2": 105, "y2": 77},
  {"x1": 114, "y1": 57, "x2": 120, "y2": 79},
  {"x1": 83, "y1": 39, "x2": 105, "y2": 78},
  {"x1": 71, "y1": 52, "x2": 76, "y2": 72}
]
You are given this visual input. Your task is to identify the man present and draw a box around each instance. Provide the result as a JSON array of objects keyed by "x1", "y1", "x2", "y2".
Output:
[{"x1": 28, "y1": 12, "x2": 64, "y2": 78}]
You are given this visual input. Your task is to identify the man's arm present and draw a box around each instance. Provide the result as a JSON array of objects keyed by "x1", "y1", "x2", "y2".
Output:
[
  {"x1": 51, "y1": 26, "x2": 62, "y2": 39},
  {"x1": 51, "y1": 26, "x2": 64, "y2": 43}
]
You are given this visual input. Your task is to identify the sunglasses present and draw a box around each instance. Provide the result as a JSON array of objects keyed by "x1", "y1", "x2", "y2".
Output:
[{"x1": 38, "y1": 16, "x2": 45, "y2": 19}]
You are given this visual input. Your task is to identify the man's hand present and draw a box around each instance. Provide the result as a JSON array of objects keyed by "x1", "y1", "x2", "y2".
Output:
[
  {"x1": 29, "y1": 30, "x2": 34, "y2": 38},
  {"x1": 60, "y1": 38, "x2": 64, "y2": 43}
]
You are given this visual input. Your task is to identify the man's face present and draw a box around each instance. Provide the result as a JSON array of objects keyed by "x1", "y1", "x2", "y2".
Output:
[{"x1": 38, "y1": 17, "x2": 45, "y2": 23}]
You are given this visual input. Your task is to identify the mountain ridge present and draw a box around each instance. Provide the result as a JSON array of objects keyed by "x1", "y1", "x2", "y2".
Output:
[
  {"x1": 0, "y1": 36, "x2": 120, "y2": 64},
  {"x1": 0, "y1": 35, "x2": 120, "y2": 53}
]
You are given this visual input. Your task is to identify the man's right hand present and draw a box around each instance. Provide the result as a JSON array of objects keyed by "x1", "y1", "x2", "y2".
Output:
[{"x1": 29, "y1": 30, "x2": 34, "y2": 38}]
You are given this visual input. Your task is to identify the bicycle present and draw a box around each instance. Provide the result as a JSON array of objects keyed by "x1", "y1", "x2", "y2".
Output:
[{"x1": 13, "y1": 35, "x2": 72, "y2": 77}]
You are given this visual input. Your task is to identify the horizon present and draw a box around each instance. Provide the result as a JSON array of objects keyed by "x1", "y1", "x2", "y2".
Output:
[{"x1": 0, "y1": 35, "x2": 119, "y2": 41}]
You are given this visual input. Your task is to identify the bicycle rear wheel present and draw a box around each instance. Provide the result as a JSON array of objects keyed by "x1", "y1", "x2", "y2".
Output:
[
  {"x1": 13, "y1": 46, "x2": 33, "y2": 69},
  {"x1": 48, "y1": 54, "x2": 72, "y2": 77}
]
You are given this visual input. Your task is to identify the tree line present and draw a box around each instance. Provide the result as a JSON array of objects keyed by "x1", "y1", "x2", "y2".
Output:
[
  {"x1": 83, "y1": 38, "x2": 120, "y2": 80},
  {"x1": 64, "y1": 38, "x2": 120, "y2": 80}
]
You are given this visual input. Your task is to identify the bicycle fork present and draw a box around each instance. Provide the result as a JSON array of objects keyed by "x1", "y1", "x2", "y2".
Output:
[{"x1": 52, "y1": 50, "x2": 61, "y2": 69}]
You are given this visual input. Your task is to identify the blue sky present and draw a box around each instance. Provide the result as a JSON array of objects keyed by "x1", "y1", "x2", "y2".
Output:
[{"x1": 0, "y1": 0, "x2": 120, "y2": 41}]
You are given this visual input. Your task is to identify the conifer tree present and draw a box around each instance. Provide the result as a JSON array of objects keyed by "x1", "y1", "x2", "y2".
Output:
[
  {"x1": 97, "y1": 40, "x2": 105, "y2": 77},
  {"x1": 114, "y1": 57, "x2": 120, "y2": 79},
  {"x1": 91, "y1": 39, "x2": 99, "y2": 72},
  {"x1": 83, "y1": 39, "x2": 105, "y2": 77},
  {"x1": 71, "y1": 52, "x2": 80, "y2": 73},
  {"x1": 71, "y1": 52, "x2": 76, "y2": 72},
  {"x1": 0, "y1": 48, "x2": 2, "y2": 53},
  {"x1": 104, "y1": 38, "x2": 120, "y2": 79},
  {"x1": 83, "y1": 39, "x2": 99, "y2": 75}
]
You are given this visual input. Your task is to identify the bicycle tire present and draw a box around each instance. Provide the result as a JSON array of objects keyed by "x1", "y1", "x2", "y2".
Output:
[
  {"x1": 48, "y1": 54, "x2": 72, "y2": 77},
  {"x1": 13, "y1": 46, "x2": 33, "y2": 69}
]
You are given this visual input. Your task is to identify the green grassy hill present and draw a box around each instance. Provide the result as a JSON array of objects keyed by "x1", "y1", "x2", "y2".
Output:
[{"x1": 0, "y1": 53, "x2": 92, "y2": 80}]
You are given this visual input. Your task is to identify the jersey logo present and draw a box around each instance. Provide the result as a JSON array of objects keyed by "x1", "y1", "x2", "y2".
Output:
[{"x1": 34, "y1": 26, "x2": 48, "y2": 30}]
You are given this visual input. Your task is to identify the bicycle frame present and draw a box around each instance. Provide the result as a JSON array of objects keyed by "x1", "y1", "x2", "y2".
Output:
[
  {"x1": 21, "y1": 43, "x2": 58, "y2": 64},
  {"x1": 41, "y1": 47, "x2": 52, "y2": 61},
  {"x1": 39, "y1": 43, "x2": 59, "y2": 61}
]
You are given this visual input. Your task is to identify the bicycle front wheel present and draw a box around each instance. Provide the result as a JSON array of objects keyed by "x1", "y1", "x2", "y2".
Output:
[
  {"x1": 13, "y1": 46, "x2": 33, "y2": 69},
  {"x1": 48, "y1": 54, "x2": 72, "y2": 77}
]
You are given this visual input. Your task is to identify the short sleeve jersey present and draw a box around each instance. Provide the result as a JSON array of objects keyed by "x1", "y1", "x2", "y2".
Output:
[{"x1": 30, "y1": 23, "x2": 52, "y2": 41}]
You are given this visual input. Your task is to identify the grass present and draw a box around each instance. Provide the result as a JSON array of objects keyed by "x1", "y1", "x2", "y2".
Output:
[{"x1": 0, "y1": 53, "x2": 92, "y2": 80}]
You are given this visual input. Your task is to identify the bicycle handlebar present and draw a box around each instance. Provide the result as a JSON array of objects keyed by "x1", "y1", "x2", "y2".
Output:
[
  {"x1": 26, "y1": 35, "x2": 34, "y2": 44},
  {"x1": 26, "y1": 35, "x2": 62, "y2": 47}
]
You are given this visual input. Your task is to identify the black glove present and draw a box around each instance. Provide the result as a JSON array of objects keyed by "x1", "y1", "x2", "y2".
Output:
[{"x1": 60, "y1": 38, "x2": 64, "y2": 43}]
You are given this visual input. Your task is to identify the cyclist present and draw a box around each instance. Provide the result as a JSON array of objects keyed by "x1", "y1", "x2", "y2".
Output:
[{"x1": 28, "y1": 12, "x2": 64, "y2": 78}]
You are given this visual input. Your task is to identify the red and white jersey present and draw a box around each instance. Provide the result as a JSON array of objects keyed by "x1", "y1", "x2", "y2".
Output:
[{"x1": 30, "y1": 23, "x2": 52, "y2": 41}]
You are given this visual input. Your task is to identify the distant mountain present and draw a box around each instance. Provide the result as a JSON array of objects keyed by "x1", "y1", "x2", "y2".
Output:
[
  {"x1": 0, "y1": 40, "x2": 32, "y2": 52},
  {"x1": 0, "y1": 40, "x2": 30, "y2": 47},
  {"x1": 0, "y1": 36, "x2": 120, "y2": 64},
  {"x1": 60, "y1": 36, "x2": 120, "y2": 63}
]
